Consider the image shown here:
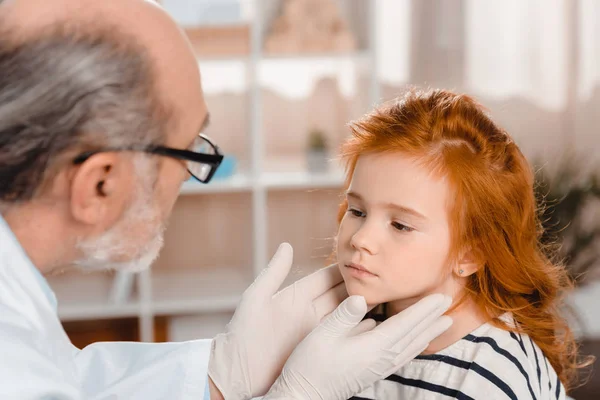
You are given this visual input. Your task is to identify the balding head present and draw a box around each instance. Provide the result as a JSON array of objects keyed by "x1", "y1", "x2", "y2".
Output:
[
  {"x1": 0, "y1": 0, "x2": 208, "y2": 273},
  {"x1": 3, "y1": 0, "x2": 205, "y2": 123},
  {"x1": 0, "y1": 0, "x2": 205, "y2": 202}
]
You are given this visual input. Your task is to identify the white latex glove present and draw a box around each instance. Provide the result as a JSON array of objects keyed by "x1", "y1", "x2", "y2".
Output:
[
  {"x1": 263, "y1": 294, "x2": 453, "y2": 400},
  {"x1": 208, "y1": 243, "x2": 348, "y2": 400}
]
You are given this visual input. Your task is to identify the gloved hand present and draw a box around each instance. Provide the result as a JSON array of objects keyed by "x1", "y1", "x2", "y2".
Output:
[
  {"x1": 208, "y1": 243, "x2": 348, "y2": 400},
  {"x1": 263, "y1": 294, "x2": 453, "y2": 400}
]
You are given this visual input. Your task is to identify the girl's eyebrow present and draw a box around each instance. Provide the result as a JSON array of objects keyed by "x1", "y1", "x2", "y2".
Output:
[{"x1": 346, "y1": 191, "x2": 428, "y2": 221}]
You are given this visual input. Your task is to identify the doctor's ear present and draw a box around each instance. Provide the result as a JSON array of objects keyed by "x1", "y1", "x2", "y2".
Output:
[
  {"x1": 69, "y1": 153, "x2": 134, "y2": 226},
  {"x1": 454, "y1": 246, "x2": 483, "y2": 278}
]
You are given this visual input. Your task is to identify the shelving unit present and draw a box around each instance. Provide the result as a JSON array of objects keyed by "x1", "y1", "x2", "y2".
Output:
[
  {"x1": 48, "y1": 0, "x2": 380, "y2": 344},
  {"x1": 47, "y1": 271, "x2": 141, "y2": 321},
  {"x1": 151, "y1": 266, "x2": 250, "y2": 315},
  {"x1": 180, "y1": 173, "x2": 253, "y2": 194}
]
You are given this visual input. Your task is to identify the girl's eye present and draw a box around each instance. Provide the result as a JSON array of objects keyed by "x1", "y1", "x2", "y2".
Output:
[
  {"x1": 392, "y1": 221, "x2": 414, "y2": 232},
  {"x1": 348, "y1": 208, "x2": 365, "y2": 218}
]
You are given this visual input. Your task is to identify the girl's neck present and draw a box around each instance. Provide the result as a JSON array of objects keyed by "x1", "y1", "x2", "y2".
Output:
[{"x1": 386, "y1": 295, "x2": 488, "y2": 354}]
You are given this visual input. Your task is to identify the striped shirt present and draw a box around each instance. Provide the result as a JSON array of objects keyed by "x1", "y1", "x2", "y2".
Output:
[{"x1": 351, "y1": 315, "x2": 565, "y2": 400}]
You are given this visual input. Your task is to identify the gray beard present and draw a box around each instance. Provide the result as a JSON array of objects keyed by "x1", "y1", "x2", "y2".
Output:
[
  {"x1": 73, "y1": 195, "x2": 165, "y2": 273},
  {"x1": 73, "y1": 158, "x2": 165, "y2": 272}
]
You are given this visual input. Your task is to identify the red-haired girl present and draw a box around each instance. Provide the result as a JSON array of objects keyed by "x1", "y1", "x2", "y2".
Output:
[{"x1": 336, "y1": 89, "x2": 590, "y2": 400}]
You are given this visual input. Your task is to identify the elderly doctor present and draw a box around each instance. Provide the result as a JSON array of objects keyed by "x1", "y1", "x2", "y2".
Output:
[{"x1": 0, "y1": 0, "x2": 453, "y2": 399}]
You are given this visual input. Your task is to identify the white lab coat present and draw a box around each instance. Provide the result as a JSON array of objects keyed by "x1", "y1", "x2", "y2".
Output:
[{"x1": 0, "y1": 216, "x2": 212, "y2": 400}]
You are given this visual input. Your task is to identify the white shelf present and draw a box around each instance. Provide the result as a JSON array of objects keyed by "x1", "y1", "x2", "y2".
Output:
[
  {"x1": 197, "y1": 55, "x2": 250, "y2": 63},
  {"x1": 261, "y1": 170, "x2": 345, "y2": 190},
  {"x1": 180, "y1": 173, "x2": 254, "y2": 195},
  {"x1": 167, "y1": 312, "x2": 234, "y2": 341},
  {"x1": 196, "y1": 51, "x2": 368, "y2": 68},
  {"x1": 47, "y1": 272, "x2": 141, "y2": 321},
  {"x1": 196, "y1": 51, "x2": 369, "y2": 64},
  {"x1": 262, "y1": 51, "x2": 370, "y2": 62},
  {"x1": 58, "y1": 302, "x2": 141, "y2": 321},
  {"x1": 179, "y1": 170, "x2": 344, "y2": 194},
  {"x1": 151, "y1": 266, "x2": 252, "y2": 315}
]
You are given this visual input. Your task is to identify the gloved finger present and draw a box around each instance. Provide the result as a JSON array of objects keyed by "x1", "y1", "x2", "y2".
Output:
[
  {"x1": 318, "y1": 295, "x2": 367, "y2": 337},
  {"x1": 388, "y1": 299, "x2": 453, "y2": 351},
  {"x1": 293, "y1": 264, "x2": 344, "y2": 300},
  {"x1": 374, "y1": 343, "x2": 429, "y2": 379},
  {"x1": 392, "y1": 316, "x2": 453, "y2": 363},
  {"x1": 367, "y1": 294, "x2": 451, "y2": 347},
  {"x1": 391, "y1": 315, "x2": 453, "y2": 354},
  {"x1": 371, "y1": 317, "x2": 452, "y2": 379},
  {"x1": 349, "y1": 318, "x2": 377, "y2": 336},
  {"x1": 312, "y1": 282, "x2": 348, "y2": 321},
  {"x1": 247, "y1": 243, "x2": 294, "y2": 299}
]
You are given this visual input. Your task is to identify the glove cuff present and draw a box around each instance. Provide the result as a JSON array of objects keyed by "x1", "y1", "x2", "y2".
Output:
[{"x1": 208, "y1": 332, "x2": 252, "y2": 400}]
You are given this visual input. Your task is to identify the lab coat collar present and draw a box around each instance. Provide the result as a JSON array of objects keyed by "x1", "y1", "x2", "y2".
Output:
[{"x1": 0, "y1": 215, "x2": 58, "y2": 311}]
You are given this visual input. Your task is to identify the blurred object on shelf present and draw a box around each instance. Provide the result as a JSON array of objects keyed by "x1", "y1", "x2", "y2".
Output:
[
  {"x1": 184, "y1": 25, "x2": 250, "y2": 57},
  {"x1": 185, "y1": 155, "x2": 238, "y2": 183},
  {"x1": 265, "y1": 0, "x2": 357, "y2": 54},
  {"x1": 213, "y1": 155, "x2": 238, "y2": 180},
  {"x1": 534, "y1": 153, "x2": 600, "y2": 286},
  {"x1": 306, "y1": 127, "x2": 329, "y2": 173},
  {"x1": 569, "y1": 338, "x2": 600, "y2": 400},
  {"x1": 160, "y1": 0, "x2": 248, "y2": 27}
]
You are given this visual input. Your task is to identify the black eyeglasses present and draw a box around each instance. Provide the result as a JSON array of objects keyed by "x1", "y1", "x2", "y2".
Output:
[{"x1": 73, "y1": 134, "x2": 224, "y2": 184}]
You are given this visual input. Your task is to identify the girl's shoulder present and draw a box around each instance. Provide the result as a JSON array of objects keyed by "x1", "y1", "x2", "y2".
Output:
[
  {"x1": 409, "y1": 313, "x2": 566, "y2": 399},
  {"x1": 353, "y1": 314, "x2": 566, "y2": 400}
]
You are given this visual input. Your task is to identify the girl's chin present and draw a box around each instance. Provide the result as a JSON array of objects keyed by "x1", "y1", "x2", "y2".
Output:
[{"x1": 342, "y1": 282, "x2": 400, "y2": 308}]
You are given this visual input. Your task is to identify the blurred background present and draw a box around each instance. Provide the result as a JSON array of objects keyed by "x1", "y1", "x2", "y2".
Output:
[{"x1": 47, "y1": 0, "x2": 600, "y2": 397}]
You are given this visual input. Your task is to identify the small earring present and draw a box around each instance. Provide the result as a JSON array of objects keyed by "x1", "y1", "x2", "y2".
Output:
[{"x1": 458, "y1": 269, "x2": 464, "y2": 275}]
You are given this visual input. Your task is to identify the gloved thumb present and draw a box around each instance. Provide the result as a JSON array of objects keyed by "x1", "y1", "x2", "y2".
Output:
[
  {"x1": 249, "y1": 243, "x2": 294, "y2": 299},
  {"x1": 319, "y1": 295, "x2": 368, "y2": 337}
]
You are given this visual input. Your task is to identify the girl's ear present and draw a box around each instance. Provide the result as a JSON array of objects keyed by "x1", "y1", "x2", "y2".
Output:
[{"x1": 454, "y1": 246, "x2": 483, "y2": 278}]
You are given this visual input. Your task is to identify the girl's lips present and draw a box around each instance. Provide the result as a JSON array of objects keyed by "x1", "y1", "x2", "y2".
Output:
[{"x1": 345, "y1": 263, "x2": 378, "y2": 278}]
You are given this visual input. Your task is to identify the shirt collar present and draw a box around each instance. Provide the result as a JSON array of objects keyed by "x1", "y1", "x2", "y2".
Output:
[
  {"x1": 0, "y1": 215, "x2": 58, "y2": 311},
  {"x1": 28, "y1": 257, "x2": 58, "y2": 311}
]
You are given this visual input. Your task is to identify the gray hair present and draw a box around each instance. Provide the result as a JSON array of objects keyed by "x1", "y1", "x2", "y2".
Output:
[{"x1": 0, "y1": 22, "x2": 171, "y2": 204}]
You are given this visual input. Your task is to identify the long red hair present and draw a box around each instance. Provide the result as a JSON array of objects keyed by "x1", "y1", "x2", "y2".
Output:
[{"x1": 336, "y1": 88, "x2": 591, "y2": 391}]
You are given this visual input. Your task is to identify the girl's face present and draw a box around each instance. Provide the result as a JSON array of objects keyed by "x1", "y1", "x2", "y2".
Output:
[{"x1": 337, "y1": 152, "x2": 460, "y2": 310}]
